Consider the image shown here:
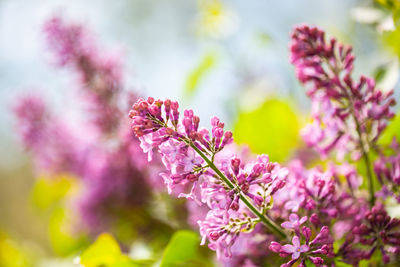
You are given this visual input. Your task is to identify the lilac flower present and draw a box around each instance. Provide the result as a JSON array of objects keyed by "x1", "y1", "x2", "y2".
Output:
[
  {"x1": 129, "y1": 97, "x2": 287, "y2": 209},
  {"x1": 281, "y1": 236, "x2": 309, "y2": 260},
  {"x1": 281, "y1": 214, "x2": 307, "y2": 231}
]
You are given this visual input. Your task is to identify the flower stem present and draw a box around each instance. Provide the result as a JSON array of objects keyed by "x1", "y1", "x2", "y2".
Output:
[
  {"x1": 344, "y1": 88, "x2": 375, "y2": 207},
  {"x1": 327, "y1": 61, "x2": 376, "y2": 207},
  {"x1": 190, "y1": 143, "x2": 287, "y2": 240}
]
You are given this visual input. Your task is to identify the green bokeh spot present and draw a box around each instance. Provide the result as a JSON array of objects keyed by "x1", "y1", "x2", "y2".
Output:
[{"x1": 234, "y1": 99, "x2": 300, "y2": 162}]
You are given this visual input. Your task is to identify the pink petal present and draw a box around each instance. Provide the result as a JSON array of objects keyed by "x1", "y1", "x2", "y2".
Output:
[
  {"x1": 281, "y1": 222, "x2": 294, "y2": 229},
  {"x1": 300, "y1": 245, "x2": 309, "y2": 253},
  {"x1": 292, "y1": 236, "x2": 300, "y2": 247},
  {"x1": 299, "y1": 216, "x2": 308, "y2": 225},
  {"x1": 292, "y1": 251, "x2": 300, "y2": 260},
  {"x1": 284, "y1": 201, "x2": 299, "y2": 211},
  {"x1": 289, "y1": 213, "x2": 299, "y2": 222},
  {"x1": 281, "y1": 244, "x2": 295, "y2": 253}
]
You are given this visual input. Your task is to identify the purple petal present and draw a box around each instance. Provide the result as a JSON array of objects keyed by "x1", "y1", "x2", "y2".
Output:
[
  {"x1": 299, "y1": 216, "x2": 308, "y2": 225},
  {"x1": 281, "y1": 222, "x2": 294, "y2": 229},
  {"x1": 300, "y1": 245, "x2": 309, "y2": 253},
  {"x1": 281, "y1": 244, "x2": 295, "y2": 253},
  {"x1": 292, "y1": 236, "x2": 300, "y2": 247},
  {"x1": 289, "y1": 213, "x2": 299, "y2": 222},
  {"x1": 292, "y1": 251, "x2": 300, "y2": 260},
  {"x1": 284, "y1": 201, "x2": 299, "y2": 211}
]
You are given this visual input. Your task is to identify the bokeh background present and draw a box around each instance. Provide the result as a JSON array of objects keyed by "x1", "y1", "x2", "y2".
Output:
[{"x1": 1, "y1": 0, "x2": 399, "y2": 266}]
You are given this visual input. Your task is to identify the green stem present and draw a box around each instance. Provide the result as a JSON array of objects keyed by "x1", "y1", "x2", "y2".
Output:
[
  {"x1": 190, "y1": 143, "x2": 287, "y2": 240},
  {"x1": 342, "y1": 87, "x2": 375, "y2": 207},
  {"x1": 359, "y1": 133, "x2": 375, "y2": 207},
  {"x1": 326, "y1": 59, "x2": 376, "y2": 207}
]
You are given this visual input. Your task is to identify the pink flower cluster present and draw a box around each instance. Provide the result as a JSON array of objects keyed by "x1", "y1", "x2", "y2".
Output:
[{"x1": 129, "y1": 97, "x2": 289, "y2": 258}]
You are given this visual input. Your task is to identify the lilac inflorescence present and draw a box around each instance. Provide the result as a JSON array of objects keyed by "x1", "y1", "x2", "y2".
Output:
[
  {"x1": 291, "y1": 25, "x2": 396, "y2": 159},
  {"x1": 129, "y1": 97, "x2": 289, "y2": 257},
  {"x1": 44, "y1": 16, "x2": 124, "y2": 135},
  {"x1": 14, "y1": 16, "x2": 163, "y2": 236}
]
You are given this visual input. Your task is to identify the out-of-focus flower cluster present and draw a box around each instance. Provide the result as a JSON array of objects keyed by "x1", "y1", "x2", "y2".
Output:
[{"x1": 14, "y1": 16, "x2": 163, "y2": 236}]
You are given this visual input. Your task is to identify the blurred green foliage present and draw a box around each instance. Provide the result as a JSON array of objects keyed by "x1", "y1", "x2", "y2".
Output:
[
  {"x1": 185, "y1": 52, "x2": 217, "y2": 98},
  {"x1": 79, "y1": 231, "x2": 209, "y2": 267},
  {"x1": 80, "y1": 233, "x2": 152, "y2": 267},
  {"x1": 160, "y1": 230, "x2": 210, "y2": 267},
  {"x1": 379, "y1": 112, "x2": 400, "y2": 145},
  {"x1": 31, "y1": 174, "x2": 76, "y2": 211},
  {"x1": 234, "y1": 99, "x2": 300, "y2": 162},
  {"x1": 49, "y1": 207, "x2": 88, "y2": 257},
  {"x1": 376, "y1": 0, "x2": 400, "y2": 12},
  {"x1": 382, "y1": 27, "x2": 400, "y2": 58},
  {"x1": 30, "y1": 174, "x2": 88, "y2": 257},
  {"x1": 0, "y1": 232, "x2": 32, "y2": 267}
]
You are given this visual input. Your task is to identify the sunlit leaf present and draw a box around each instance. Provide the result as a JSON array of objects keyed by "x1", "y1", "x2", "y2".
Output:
[
  {"x1": 185, "y1": 52, "x2": 217, "y2": 98},
  {"x1": 334, "y1": 260, "x2": 353, "y2": 267},
  {"x1": 80, "y1": 233, "x2": 144, "y2": 267},
  {"x1": 376, "y1": 0, "x2": 400, "y2": 10},
  {"x1": 31, "y1": 174, "x2": 76, "y2": 211},
  {"x1": 160, "y1": 230, "x2": 200, "y2": 267},
  {"x1": 378, "y1": 112, "x2": 400, "y2": 145},
  {"x1": 373, "y1": 59, "x2": 399, "y2": 92},
  {"x1": 49, "y1": 208, "x2": 87, "y2": 256},
  {"x1": 393, "y1": 6, "x2": 400, "y2": 27},
  {"x1": 382, "y1": 25, "x2": 400, "y2": 57},
  {"x1": 0, "y1": 233, "x2": 31, "y2": 267},
  {"x1": 234, "y1": 99, "x2": 300, "y2": 162}
]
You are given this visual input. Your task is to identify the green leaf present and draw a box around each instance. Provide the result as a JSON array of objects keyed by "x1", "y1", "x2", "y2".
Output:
[
  {"x1": 393, "y1": 6, "x2": 400, "y2": 27},
  {"x1": 0, "y1": 233, "x2": 32, "y2": 267},
  {"x1": 49, "y1": 207, "x2": 87, "y2": 256},
  {"x1": 373, "y1": 60, "x2": 398, "y2": 93},
  {"x1": 31, "y1": 174, "x2": 76, "y2": 211},
  {"x1": 160, "y1": 230, "x2": 200, "y2": 267},
  {"x1": 382, "y1": 27, "x2": 400, "y2": 58},
  {"x1": 185, "y1": 52, "x2": 217, "y2": 98},
  {"x1": 378, "y1": 112, "x2": 400, "y2": 145},
  {"x1": 334, "y1": 260, "x2": 353, "y2": 267},
  {"x1": 376, "y1": 0, "x2": 400, "y2": 10},
  {"x1": 80, "y1": 233, "x2": 143, "y2": 267},
  {"x1": 234, "y1": 99, "x2": 300, "y2": 162}
]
